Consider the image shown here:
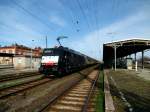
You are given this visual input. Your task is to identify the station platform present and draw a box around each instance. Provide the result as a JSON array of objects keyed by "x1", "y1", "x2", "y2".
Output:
[
  {"x1": 106, "y1": 68, "x2": 150, "y2": 112},
  {"x1": 132, "y1": 68, "x2": 150, "y2": 81}
]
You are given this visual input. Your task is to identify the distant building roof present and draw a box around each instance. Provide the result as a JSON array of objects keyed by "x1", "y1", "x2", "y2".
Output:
[
  {"x1": 0, "y1": 44, "x2": 42, "y2": 51},
  {"x1": 0, "y1": 44, "x2": 43, "y2": 57}
]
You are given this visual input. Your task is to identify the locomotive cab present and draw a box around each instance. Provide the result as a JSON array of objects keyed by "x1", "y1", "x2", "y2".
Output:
[
  {"x1": 39, "y1": 48, "x2": 67, "y2": 76},
  {"x1": 40, "y1": 48, "x2": 59, "y2": 75}
]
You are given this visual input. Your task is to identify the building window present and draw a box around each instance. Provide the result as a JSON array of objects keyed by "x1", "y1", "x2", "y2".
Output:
[
  {"x1": 9, "y1": 50, "x2": 12, "y2": 53},
  {"x1": 2, "y1": 50, "x2": 6, "y2": 53}
]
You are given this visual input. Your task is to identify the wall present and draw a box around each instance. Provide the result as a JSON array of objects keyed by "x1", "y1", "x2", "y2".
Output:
[
  {"x1": 13, "y1": 56, "x2": 41, "y2": 69},
  {"x1": 0, "y1": 48, "x2": 15, "y2": 54},
  {"x1": 0, "y1": 57, "x2": 13, "y2": 65}
]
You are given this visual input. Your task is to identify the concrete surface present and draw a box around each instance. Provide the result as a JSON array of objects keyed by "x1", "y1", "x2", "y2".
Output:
[
  {"x1": 108, "y1": 69, "x2": 150, "y2": 112},
  {"x1": 135, "y1": 68, "x2": 150, "y2": 81},
  {"x1": 104, "y1": 70, "x2": 115, "y2": 112}
]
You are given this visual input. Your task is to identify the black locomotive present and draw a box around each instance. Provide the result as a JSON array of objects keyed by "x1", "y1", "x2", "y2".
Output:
[{"x1": 39, "y1": 46, "x2": 97, "y2": 77}]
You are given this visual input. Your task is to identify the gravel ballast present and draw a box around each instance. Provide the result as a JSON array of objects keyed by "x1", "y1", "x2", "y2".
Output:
[{"x1": 0, "y1": 65, "x2": 98, "y2": 112}]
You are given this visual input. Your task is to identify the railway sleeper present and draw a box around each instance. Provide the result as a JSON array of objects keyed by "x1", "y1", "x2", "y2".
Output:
[{"x1": 43, "y1": 70, "x2": 99, "y2": 112}]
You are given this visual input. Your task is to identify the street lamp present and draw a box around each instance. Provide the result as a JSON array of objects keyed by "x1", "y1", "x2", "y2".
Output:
[
  {"x1": 107, "y1": 32, "x2": 117, "y2": 71},
  {"x1": 30, "y1": 40, "x2": 34, "y2": 69}
]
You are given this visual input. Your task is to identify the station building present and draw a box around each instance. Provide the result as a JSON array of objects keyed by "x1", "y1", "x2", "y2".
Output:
[{"x1": 0, "y1": 44, "x2": 42, "y2": 69}]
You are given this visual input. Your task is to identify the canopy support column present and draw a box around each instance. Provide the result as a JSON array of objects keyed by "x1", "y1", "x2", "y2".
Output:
[
  {"x1": 134, "y1": 53, "x2": 136, "y2": 62},
  {"x1": 114, "y1": 45, "x2": 116, "y2": 71},
  {"x1": 135, "y1": 53, "x2": 137, "y2": 71},
  {"x1": 142, "y1": 50, "x2": 144, "y2": 69}
]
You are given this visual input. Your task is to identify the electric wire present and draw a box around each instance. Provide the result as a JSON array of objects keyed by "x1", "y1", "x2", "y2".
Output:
[
  {"x1": 76, "y1": 0, "x2": 92, "y2": 32},
  {"x1": 57, "y1": 0, "x2": 79, "y2": 33},
  {"x1": 11, "y1": 0, "x2": 54, "y2": 31}
]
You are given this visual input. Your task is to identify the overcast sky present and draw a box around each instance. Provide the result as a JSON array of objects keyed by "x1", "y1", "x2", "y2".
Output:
[{"x1": 0, "y1": 0, "x2": 150, "y2": 60}]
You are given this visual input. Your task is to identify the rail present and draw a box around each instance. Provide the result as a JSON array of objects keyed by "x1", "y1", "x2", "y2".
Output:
[
  {"x1": 0, "y1": 72, "x2": 41, "y2": 82},
  {"x1": 82, "y1": 72, "x2": 99, "y2": 112},
  {"x1": 0, "y1": 78, "x2": 51, "y2": 98}
]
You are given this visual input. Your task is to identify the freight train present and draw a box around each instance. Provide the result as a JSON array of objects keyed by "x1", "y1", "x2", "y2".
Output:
[{"x1": 39, "y1": 46, "x2": 98, "y2": 77}]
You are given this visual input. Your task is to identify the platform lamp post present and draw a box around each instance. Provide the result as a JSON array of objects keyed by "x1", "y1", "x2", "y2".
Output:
[
  {"x1": 107, "y1": 32, "x2": 117, "y2": 71},
  {"x1": 30, "y1": 40, "x2": 34, "y2": 69},
  {"x1": 114, "y1": 44, "x2": 117, "y2": 71}
]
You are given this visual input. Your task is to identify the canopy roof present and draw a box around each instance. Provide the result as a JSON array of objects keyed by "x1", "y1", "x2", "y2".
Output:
[
  {"x1": 105, "y1": 39, "x2": 150, "y2": 47},
  {"x1": 103, "y1": 39, "x2": 150, "y2": 67}
]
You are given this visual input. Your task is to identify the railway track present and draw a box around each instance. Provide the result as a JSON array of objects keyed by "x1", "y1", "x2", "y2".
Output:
[
  {"x1": 0, "y1": 78, "x2": 52, "y2": 99},
  {"x1": 40, "y1": 70, "x2": 99, "y2": 112},
  {"x1": 0, "y1": 74, "x2": 45, "y2": 90},
  {"x1": 0, "y1": 72, "x2": 41, "y2": 82}
]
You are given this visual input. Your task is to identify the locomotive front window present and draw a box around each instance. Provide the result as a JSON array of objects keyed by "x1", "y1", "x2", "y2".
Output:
[
  {"x1": 44, "y1": 50, "x2": 53, "y2": 54},
  {"x1": 43, "y1": 49, "x2": 54, "y2": 55},
  {"x1": 43, "y1": 49, "x2": 62, "y2": 56}
]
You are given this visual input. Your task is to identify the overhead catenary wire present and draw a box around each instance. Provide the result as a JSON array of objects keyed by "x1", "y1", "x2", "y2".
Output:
[
  {"x1": 107, "y1": 0, "x2": 120, "y2": 41},
  {"x1": 84, "y1": 0, "x2": 100, "y2": 58},
  {"x1": 93, "y1": 0, "x2": 100, "y2": 58},
  {"x1": 92, "y1": 0, "x2": 100, "y2": 38},
  {"x1": 88, "y1": 0, "x2": 96, "y2": 31},
  {"x1": 76, "y1": 0, "x2": 92, "y2": 33},
  {"x1": 11, "y1": 0, "x2": 54, "y2": 31},
  {"x1": 64, "y1": 0, "x2": 84, "y2": 32},
  {"x1": 57, "y1": 0, "x2": 79, "y2": 33},
  {"x1": 84, "y1": 0, "x2": 96, "y2": 31}
]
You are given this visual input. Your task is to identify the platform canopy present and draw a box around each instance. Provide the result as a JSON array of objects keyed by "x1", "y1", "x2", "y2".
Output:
[{"x1": 103, "y1": 39, "x2": 150, "y2": 68}]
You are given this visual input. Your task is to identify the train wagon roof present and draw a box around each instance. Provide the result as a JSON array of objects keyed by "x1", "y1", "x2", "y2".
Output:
[
  {"x1": 44, "y1": 47, "x2": 100, "y2": 62},
  {"x1": 44, "y1": 47, "x2": 85, "y2": 56}
]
